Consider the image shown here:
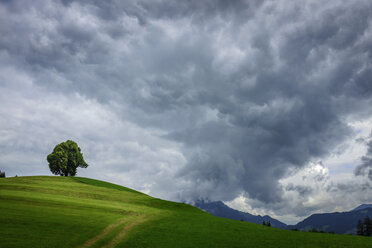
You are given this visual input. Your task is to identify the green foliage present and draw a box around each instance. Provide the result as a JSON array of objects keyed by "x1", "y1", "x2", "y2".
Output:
[
  {"x1": 1, "y1": 176, "x2": 372, "y2": 248},
  {"x1": 47, "y1": 140, "x2": 88, "y2": 176},
  {"x1": 364, "y1": 216, "x2": 372, "y2": 236},
  {"x1": 357, "y1": 219, "x2": 364, "y2": 236},
  {"x1": 356, "y1": 217, "x2": 372, "y2": 236},
  {"x1": 0, "y1": 170, "x2": 5, "y2": 178},
  {"x1": 262, "y1": 220, "x2": 271, "y2": 227}
]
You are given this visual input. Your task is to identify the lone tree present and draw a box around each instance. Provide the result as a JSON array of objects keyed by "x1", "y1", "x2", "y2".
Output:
[
  {"x1": 47, "y1": 140, "x2": 88, "y2": 176},
  {"x1": 0, "y1": 170, "x2": 5, "y2": 178}
]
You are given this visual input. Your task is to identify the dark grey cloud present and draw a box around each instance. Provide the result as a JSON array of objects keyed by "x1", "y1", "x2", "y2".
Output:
[
  {"x1": 355, "y1": 135, "x2": 372, "y2": 180},
  {"x1": 1, "y1": 0, "x2": 372, "y2": 220},
  {"x1": 164, "y1": 1, "x2": 372, "y2": 203},
  {"x1": 285, "y1": 184, "x2": 313, "y2": 197}
]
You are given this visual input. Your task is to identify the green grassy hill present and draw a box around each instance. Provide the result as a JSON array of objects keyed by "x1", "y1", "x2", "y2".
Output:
[{"x1": 0, "y1": 176, "x2": 371, "y2": 248}]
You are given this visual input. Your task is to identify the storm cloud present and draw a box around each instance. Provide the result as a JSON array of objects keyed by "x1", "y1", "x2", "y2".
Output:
[
  {"x1": 1, "y1": 0, "x2": 372, "y2": 222},
  {"x1": 355, "y1": 135, "x2": 372, "y2": 180}
]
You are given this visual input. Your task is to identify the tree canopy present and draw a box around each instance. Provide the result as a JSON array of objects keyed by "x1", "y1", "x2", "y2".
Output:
[
  {"x1": 47, "y1": 140, "x2": 88, "y2": 176},
  {"x1": 356, "y1": 217, "x2": 372, "y2": 236}
]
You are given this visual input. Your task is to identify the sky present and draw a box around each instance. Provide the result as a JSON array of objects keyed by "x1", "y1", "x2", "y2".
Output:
[{"x1": 1, "y1": 0, "x2": 372, "y2": 224}]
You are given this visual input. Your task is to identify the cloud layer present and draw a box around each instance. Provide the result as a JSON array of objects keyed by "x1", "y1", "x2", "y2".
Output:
[
  {"x1": 355, "y1": 134, "x2": 372, "y2": 180},
  {"x1": 1, "y1": 0, "x2": 372, "y2": 222}
]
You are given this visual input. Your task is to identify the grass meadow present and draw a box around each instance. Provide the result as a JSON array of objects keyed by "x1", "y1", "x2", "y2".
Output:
[{"x1": 0, "y1": 176, "x2": 371, "y2": 247}]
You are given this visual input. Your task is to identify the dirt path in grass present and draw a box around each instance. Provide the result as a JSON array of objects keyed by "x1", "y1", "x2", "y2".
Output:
[
  {"x1": 78, "y1": 217, "x2": 145, "y2": 248},
  {"x1": 102, "y1": 216, "x2": 145, "y2": 248},
  {"x1": 78, "y1": 218, "x2": 126, "y2": 248}
]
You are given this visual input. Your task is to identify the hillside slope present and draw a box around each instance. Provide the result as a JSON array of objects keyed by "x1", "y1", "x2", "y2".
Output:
[
  {"x1": 0, "y1": 176, "x2": 371, "y2": 248},
  {"x1": 194, "y1": 200, "x2": 288, "y2": 229}
]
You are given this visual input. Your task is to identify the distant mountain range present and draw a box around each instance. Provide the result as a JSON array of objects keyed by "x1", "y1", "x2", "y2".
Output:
[
  {"x1": 290, "y1": 207, "x2": 372, "y2": 234},
  {"x1": 352, "y1": 204, "x2": 372, "y2": 212},
  {"x1": 193, "y1": 200, "x2": 288, "y2": 229},
  {"x1": 193, "y1": 201, "x2": 372, "y2": 234}
]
